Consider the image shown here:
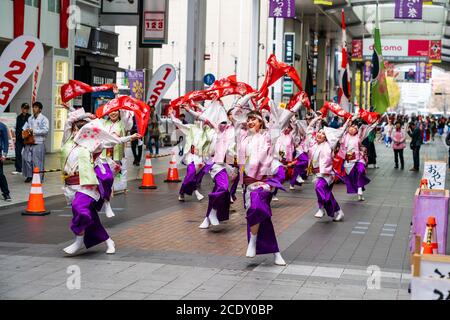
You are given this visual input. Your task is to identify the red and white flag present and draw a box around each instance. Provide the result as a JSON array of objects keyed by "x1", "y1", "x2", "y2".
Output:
[{"x1": 338, "y1": 9, "x2": 351, "y2": 112}]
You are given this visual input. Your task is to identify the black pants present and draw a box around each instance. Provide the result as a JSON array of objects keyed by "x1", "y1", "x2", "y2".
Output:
[
  {"x1": 394, "y1": 149, "x2": 404, "y2": 169},
  {"x1": 15, "y1": 140, "x2": 24, "y2": 172},
  {"x1": 0, "y1": 160, "x2": 10, "y2": 197},
  {"x1": 448, "y1": 148, "x2": 450, "y2": 169},
  {"x1": 412, "y1": 146, "x2": 421, "y2": 170},
  {"x1": 131, "y1": 140, "x2": 143, "y2": 164}
]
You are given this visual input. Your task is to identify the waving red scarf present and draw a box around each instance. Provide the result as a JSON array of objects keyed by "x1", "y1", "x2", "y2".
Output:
[
  {"x1": 61, "y1": 80, "x2": 115, "y2": 103},
  {"x1": 96, "y1": 96, "x2": 151, "y2": 136},
  {"x1": 287, "y1": 91, "x2": 311, "y2": 111},
  {"x1": 319, "y1": 102, "x2": 381, "y2": 125},
  {"x1": 257, "y1": 54, "x2": 303, "y2": 100}
]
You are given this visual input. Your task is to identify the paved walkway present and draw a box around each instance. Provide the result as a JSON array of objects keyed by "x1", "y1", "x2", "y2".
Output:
[{"x1": 0, "y1": 136, "x2": 448, "y2": 300}]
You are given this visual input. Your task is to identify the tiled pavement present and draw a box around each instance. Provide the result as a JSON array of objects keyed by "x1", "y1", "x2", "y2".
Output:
[{"x1": 0, "y1": 135, "x2": 449, "y2": 300}]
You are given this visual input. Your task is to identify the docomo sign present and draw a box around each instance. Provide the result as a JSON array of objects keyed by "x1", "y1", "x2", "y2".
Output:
[
  {"x1": 146, "y1": 64, "x2": 176, "y2": 107},
  {"x1": 363, "y1": 39, "x2": 409, "y2": 57},
  {"x1": 0, "y1": 36, "x2": 44, "y2": 113}
]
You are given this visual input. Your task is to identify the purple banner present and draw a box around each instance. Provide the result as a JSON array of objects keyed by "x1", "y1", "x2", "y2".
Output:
[
  {"x1": 128, "y1": 70, "x2": 145, "y2": 101},
  {"x1": 395, "y1": 0, "x2": 423, "y2": 20},
  {"x1": 269, "y1": 0, "x2": 295, "y2": 18},
  {"x1": 415, "y1": 61, "x2": 426, "y2": 83},
  {"x1": 363, "y1": 61, "x2": 372, "y2": 82}
]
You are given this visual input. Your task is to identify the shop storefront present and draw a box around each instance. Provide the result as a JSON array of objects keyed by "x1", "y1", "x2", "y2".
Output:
[{"x1": 74, "y1": 26, "x2": 122, "y2": 113}]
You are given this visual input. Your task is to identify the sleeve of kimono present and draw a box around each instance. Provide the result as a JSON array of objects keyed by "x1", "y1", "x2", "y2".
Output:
[
  {"x1": 360, "y1": 122, "x2": 378, "y2": 141},
  {"x1": 168, "y1": 114, "x2": 191, "y2": 136},
  {"x1": 78, "y1": 147, "x2": 98, "y2": 186}
]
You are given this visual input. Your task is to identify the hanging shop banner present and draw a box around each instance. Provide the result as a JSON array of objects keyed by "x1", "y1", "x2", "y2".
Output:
[
  {"x1": 415, "y1": 61, "x2": 426, "y2": 83},
  {"x1": 426, "y1": 63, "x2": 432, "y2": 80},
  {"x1": 0, "y1": 35, "x2": 44, "y2": 114},
  {"x1": 146, "y1": 64, "x2": 176, "y2": 109},
  {"x1": 363, "y1": 61, "x2": 372, "y2": 82},
  {"x1": 357, "y1": 39, "x2": 441, "y2": 62},
  {"x1": 101, "y1": 0, "x2": 139, "y2": 15},
  {"x1": 269, "y1": 0, "x2": 295, "y2": 18},
  {"x1": 351, "y1": 39, "x2": 363, "y2": 61},
  {"x1": 31, "y1": 60, "x2": 44, "y2": 104},
  {"x1": 139, "y1": 0, "x2": 169, "y2": 48},
  {"x1": 395, "y1": 0, "x2": 423, "y2": 20},
  {"x1": 283, "y1": 33, "x2": 295, "y2": 96},
  {"x1": 128, "y1": 70, "x2": 145, "y2": 101}
]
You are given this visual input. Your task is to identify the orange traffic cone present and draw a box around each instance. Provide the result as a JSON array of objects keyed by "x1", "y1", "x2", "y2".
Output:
[
  {"x1": 22, "y1": 167, "x2": 50, "y2": 216},
  {"x1": 139, "y1": 153, "x2": 157, "y2": 189},
  {"x1": 164, "y1": 151, "x2": 181, "y2": 183},
  {"x1": 421, "y1": 216, "x2": 438, "y2": 254}
]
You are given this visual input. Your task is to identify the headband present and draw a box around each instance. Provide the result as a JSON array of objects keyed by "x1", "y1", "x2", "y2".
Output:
[{"x1": 247, "y1": 114, "x2": 263, "y2": 121}]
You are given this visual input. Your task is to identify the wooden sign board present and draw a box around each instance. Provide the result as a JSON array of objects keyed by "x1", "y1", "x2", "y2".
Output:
[
  {"x1": 422, "y1": 160, "x2": 446, "y2": 189},
  {"x1": 411, "y1": 277, "x2": 450, "y2": 300}
]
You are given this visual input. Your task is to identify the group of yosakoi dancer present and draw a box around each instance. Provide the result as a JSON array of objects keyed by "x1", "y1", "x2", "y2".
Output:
[
  {"x1": 167, "y1": 90, "x2": 380, "y2": 266},
  {"x1": 58, "y1": 73, "x2": 381, "y2": 266}
]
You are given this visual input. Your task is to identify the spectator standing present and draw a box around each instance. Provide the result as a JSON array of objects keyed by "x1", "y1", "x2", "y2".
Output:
[
  {"x1": 130, "y1": 118, "x2": 143, "y2": 166},
  {"x1": 438, "y1": 117, "x2": 445, "y2": 136},
  {"x1": 446, "y1": 129, "x2": 450, "y2": 169},
  {"x1": 22, "y1": 102, "x2": 49, "y2": 182},
  {"x1": 12, "y1": 103, "x2": 30, "y2": 175},
  {"x1": 147, "y1": 113, "x2": 161, "y2": 155},
  {"x1": 392, "y1": 121, "x2": 406, "y2": 170},
  {"x1": 407, "y1": 121, "x2": 422, "y2": 172},
  {"x1": 0, "y1": 121, "x2": 11, "y2": 201}
]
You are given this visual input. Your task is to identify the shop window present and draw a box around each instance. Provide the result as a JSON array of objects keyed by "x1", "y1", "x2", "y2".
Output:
[
  {"x1": 25, "y1": 0, "x2": 39, "y2": 7},
  {"x1": 48, "y1": 0, "x2": 60, "y2": 13}
]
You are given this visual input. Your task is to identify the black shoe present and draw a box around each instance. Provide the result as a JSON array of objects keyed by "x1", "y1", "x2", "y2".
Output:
[
  {"x1": 3, "y1": 194, "x2": 11, "y2": 202},
  {"x1": 24, "y1": 177, "x2": 32, "y2": 183},
  {"x1": 394, "y1": 165, "x2": 398, "y2": 169}
]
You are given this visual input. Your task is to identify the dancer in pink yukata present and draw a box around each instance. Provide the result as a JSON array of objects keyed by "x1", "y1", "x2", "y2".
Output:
[
  {"x1": 231, "y1": 92, "x2": 305, "y2": 265},
  {"x1": 338, "y1": 119, "x2": 378, "y2": 201},
  {"x1": 306, "y1": 113, "x2": 351, "y2": 221}
]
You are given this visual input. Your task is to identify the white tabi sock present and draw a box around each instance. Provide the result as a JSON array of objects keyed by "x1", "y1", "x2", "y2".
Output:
[
  {"x1": 105, "y1": 238, "x2": 115, "y2": 254},
  {"x1": 63, "y1": 235, "x2": 84, "y2": 255},
  {"x1": 246, "y1": 234, "x2": 257, "y2": 258},
  {"x1": 209, "y1": 208, "x2": 219, "y2": 226},
  {"x1": 296, "y1": 176, "x2": 304, "y2": 184},
  {"x1": 357, "y1": 187, "x2": 363, "y2": 195},
  {"x1": 104, "y1": 201, "x2": 115, "y2": 218},
  {"x1": 333, "y1": 210, "x2": 345, "y2": 222},
  {"x1": 194, "y1": 190, "x2": 204, "y2": 201},
  {"x1": 198, "y1": 217, "x2": 210, "y2": 229},
  {"x1": 314, "y1": 208, "x2": 325, "y2": 219},
  {"x1": 274, "y1": 252, "x2": 286, "y2": 266}
]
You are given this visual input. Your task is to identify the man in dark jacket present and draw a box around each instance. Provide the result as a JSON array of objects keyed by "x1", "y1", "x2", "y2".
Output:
[
  {"x1": 407, "y1": 121, "x2": 422, "y2": 171},
  {"x1": 0, "y1": 121, "x2": 11, "y2": 201},
  {"x1": 12, "y1": 103, "x2": 30, "y2": 174}
]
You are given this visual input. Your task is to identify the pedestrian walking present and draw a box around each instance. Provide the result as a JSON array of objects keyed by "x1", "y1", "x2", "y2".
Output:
[
  {"x1": 22, "y1": 101, "x2": 49, "y2": 182},
  {"x1": 392, "y1": 121, "x2": 406, "y2": 170},
  {"x1": 12, "y1": 103, "x2": 30, "y2": 175},
  {"x1": 0, "y1": 120, "x2": 11, "y2": 201},
  {"x1": 408, "y1": 121, "x2": 422, "y2": 171},
  {"x1": 446, "y1": 129, "x2": 450, "y2": 169}
]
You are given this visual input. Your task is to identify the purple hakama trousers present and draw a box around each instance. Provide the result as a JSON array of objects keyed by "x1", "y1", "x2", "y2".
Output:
[
  {"x1": 94, "y1": 163, "x2": 114, "y2": 201},
  {"x1": 315, "y1": 177, "x2": 341, "y2": 218},
  {"x1": 206, "y1": 168, "x2": 230, "y2": 222},
  {"x1": 180, "y1": 162, "x2": 212, "y2": 196},
  {"x1": 290, "y1": 153, "x2": 309, "y2": 186},
  {"x1": 229, "y1": 169, "x2": 240, "y2": 202},
  {"x1": 341, "y1": 162, "x2": 371, "y2": 194},
  {"x1": 272, "y1": 165, "x2": 286, "y2": 197},
  {"x1": 70, "y1": 192, "x2": 109, "y2": 249},
  {"x1": 245, "y1": 187, "x2": 279, "y2": 255}
]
